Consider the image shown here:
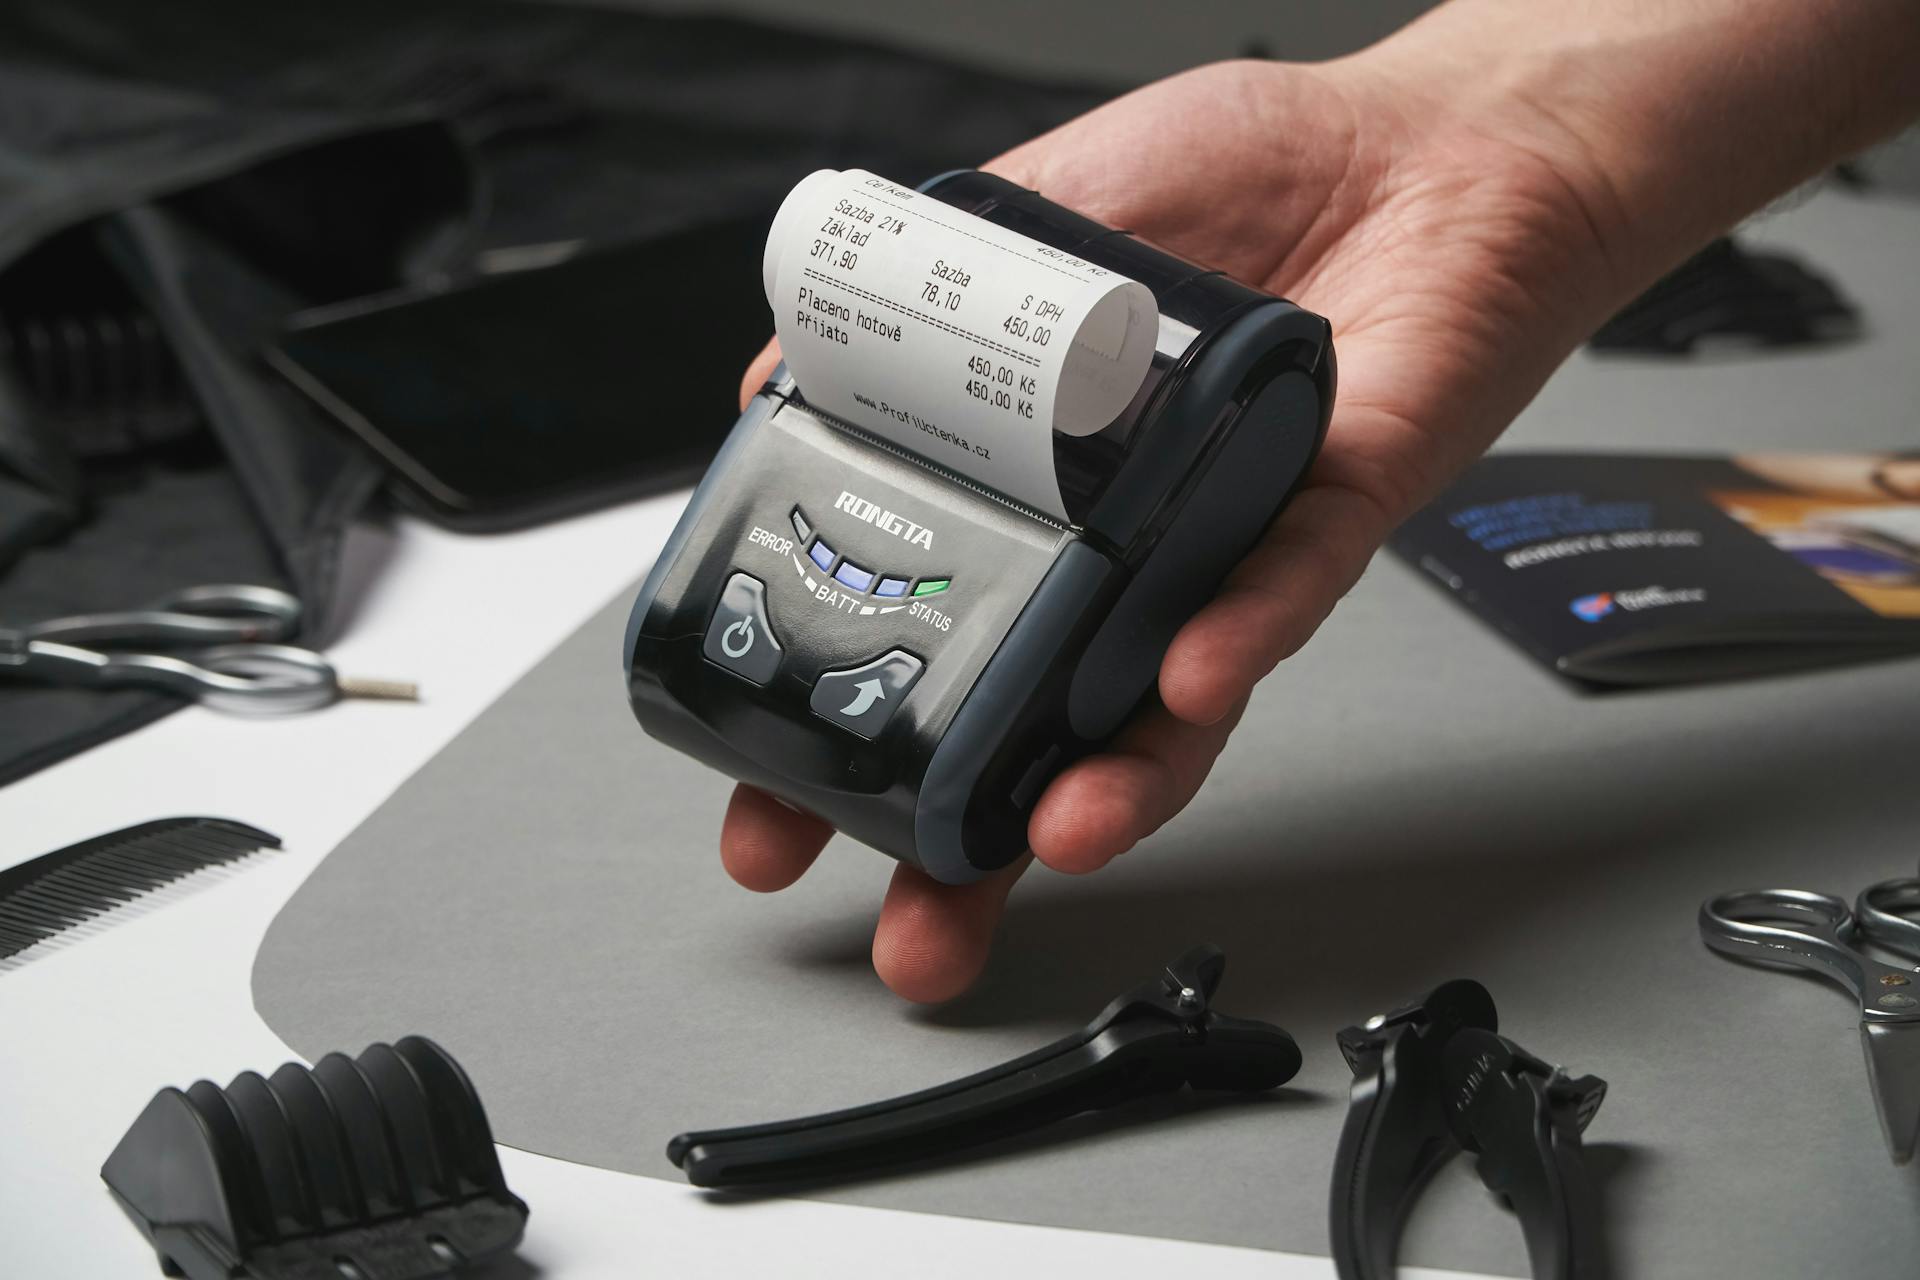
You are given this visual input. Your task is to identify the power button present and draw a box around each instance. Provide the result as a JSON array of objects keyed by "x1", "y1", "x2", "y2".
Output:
[{"x1": 702, "y1": 572, "x2": 783, "y2": 685}]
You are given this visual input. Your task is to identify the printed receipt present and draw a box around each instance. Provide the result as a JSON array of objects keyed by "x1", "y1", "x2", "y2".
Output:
[{"x1": 764, "y1": 169, "x2": 1157, "y2": 520}]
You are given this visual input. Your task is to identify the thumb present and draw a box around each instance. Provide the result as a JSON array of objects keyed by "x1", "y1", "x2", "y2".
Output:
[{"x1": 738, "y1": 337, "x2": 783, "y2": 412}]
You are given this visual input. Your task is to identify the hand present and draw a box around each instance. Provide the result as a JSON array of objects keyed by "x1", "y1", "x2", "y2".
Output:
[{"x1": 718, "y1": 3, "x2": 1920, "y2": 999}]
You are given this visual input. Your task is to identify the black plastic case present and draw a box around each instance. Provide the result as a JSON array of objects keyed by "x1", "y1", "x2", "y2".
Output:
[{"x1": 626, "y1": 171, "x2": 1334, "y2": 883}]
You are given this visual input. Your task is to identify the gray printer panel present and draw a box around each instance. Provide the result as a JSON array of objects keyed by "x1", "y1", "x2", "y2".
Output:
[{"x1": 627, "y1": 391, "x2": 1069, "y2": 860}]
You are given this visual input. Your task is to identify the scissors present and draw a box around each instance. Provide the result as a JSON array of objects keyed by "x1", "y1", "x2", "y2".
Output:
[
  {"x1": 0, "y1": 584, "x2": 415, "y2": 714},
  {"x1": 1700, "y1": 875, "x2": 1920, "y2": 1163}
]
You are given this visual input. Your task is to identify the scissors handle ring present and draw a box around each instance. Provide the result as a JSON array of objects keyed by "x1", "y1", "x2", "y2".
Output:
[
  {"x1": 158, "y1": 583, "x2": 302, "y2": 630},
  {"x1": 15, "y1": 583, "x2": 303, "y2": 649},
  {"x1": 1857, "y1": 878, "x2": 1920, "y2": 962},
  {"x1": 189, "y1": 644, "x2": 340, "y2": 714},
  {"x1": 1701, "y1": 889, "x2": 1920, "y2": 1020},
  {"x1": 1702, "y1": 887, "x2": 1853, "y2": 938},
  {"x1": 1701, "y1": 888, "x2": 1863, "y2": 988}
]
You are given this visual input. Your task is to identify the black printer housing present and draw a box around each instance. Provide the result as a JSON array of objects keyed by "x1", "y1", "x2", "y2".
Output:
[{"x1": 626, "y1": 171, "x2": 1334, "y2": 883}]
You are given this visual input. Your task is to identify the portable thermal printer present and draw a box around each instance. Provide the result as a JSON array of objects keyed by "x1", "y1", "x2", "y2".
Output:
[{"x1": 625, "y1": 170, "x2": 1334, "y2": 884}]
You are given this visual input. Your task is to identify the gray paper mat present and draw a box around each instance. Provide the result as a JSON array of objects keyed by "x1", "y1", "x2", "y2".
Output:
[{"x1": 257, "y1": 189, "x2": 1920, "y2": 1277}]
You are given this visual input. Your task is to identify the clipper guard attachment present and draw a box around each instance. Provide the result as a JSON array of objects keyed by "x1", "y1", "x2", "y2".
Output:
[{"x1": 102, "y1": 1037, "x2": 528, "y2": 1280}]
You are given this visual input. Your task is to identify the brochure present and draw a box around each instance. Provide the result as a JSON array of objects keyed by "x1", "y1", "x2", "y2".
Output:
[{"x1": 1389, "y1": 451, "x2": 1920, "y2": 685}]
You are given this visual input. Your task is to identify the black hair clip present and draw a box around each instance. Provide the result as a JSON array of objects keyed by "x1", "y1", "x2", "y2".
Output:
[
  {"x1": 1331, "y1": 979, "x2": 1608, "y2": 1280},
  {"x1": 669, "y1": 944, "x2": 1300, "y2": 1188}
]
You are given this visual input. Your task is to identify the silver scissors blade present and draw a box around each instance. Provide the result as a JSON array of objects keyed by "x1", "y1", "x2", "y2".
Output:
[
  {"x1": 1863, "y1": 1022, "x2": 1920, "y2": 1165},
  {"x1": 1702, "y1": 887, "x2": 1920, "y2": 1165}
]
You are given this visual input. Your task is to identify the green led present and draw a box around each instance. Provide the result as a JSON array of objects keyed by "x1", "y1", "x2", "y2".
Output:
[{"x1": 912, "y1": 578, "x2": 951, "y2": 596}]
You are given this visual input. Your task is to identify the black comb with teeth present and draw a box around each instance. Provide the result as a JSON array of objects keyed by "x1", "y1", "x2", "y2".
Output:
[{"x1": 0, "y1": 817, "x2": 281, "y2": 960}]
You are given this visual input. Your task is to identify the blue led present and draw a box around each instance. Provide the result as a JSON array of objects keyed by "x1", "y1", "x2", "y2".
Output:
[
  {"x1": 834, "y1": 561, "x2": 876, "y2": 592},
  {"x1": 808, "y1": 540, "x2": 834, "y2": 570},
  {"x1": 874, "y1": 577, "x2": 910, "y2": 598}
]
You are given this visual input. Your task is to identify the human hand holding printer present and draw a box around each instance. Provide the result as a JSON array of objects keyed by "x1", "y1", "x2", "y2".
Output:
[{"x1": 719, "y1": 0, "x2": 1920, "y2": 1001}]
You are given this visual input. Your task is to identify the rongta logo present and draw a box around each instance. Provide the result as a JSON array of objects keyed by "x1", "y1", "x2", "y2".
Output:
[{"x1": 834, "y1": 491, "x2": 934, "y2": 550}]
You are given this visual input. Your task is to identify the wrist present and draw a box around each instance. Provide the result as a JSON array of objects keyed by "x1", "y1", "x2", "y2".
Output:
[
  {"x1": 1347, "y1": 0, "x2": 1920, "y2": 299},
  {"x1": 1292, "y1": 51, "x2": 1633, "y2": 348}
]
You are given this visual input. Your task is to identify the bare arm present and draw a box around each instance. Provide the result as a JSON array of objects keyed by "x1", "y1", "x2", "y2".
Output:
[{"x1": 724, "y1": 0, "x2": 1920, "y2": 1001}]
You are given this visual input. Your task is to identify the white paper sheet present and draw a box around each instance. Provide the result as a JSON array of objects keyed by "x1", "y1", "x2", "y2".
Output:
[{"x1": 765, "y1": 169, "x2": 1157, "y2": 520}]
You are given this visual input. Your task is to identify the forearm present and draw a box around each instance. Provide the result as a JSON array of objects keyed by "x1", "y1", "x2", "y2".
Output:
[{"x1": 1355, "y1": 0, "x2": 1920, "y2": 289}]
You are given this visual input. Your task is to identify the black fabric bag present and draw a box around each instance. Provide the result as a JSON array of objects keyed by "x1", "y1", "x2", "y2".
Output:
[{"x1": 0, "y1": 0, "x2": 1107, "y2": 785}]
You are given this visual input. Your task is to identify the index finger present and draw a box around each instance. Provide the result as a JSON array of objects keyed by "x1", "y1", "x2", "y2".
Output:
[{"x1": 720, "y1": 782, "x2": 832, "y2": 892}]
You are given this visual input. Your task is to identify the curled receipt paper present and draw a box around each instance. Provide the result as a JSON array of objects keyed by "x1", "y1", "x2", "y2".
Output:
[{"x1": 765, "y1": 169, "x2": 1158, "y2": 520}]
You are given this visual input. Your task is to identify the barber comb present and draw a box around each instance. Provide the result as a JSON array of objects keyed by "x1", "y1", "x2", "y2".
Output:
[{"x1": 0, "y1": 817, "x2": 281, "y2": 964}]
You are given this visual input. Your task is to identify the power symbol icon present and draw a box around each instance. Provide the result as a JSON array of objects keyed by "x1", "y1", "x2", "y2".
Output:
[
  {"x1": 704, "y1": 574, "x2": 781, "y2": 684},
  {"x1": 720, "y1": 616, "x2": 756, "y2": 658}
]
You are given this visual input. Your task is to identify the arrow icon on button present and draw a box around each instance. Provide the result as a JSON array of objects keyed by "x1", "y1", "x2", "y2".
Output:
[{"x1": 838, "y1": 678, "x2": 885, "y2": 717}]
